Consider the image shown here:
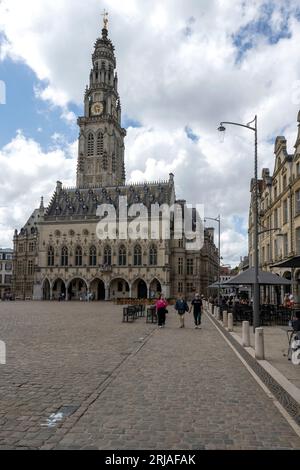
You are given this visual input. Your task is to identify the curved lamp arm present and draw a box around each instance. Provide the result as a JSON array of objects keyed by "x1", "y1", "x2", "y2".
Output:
[{"x1": 218, "y1": 117, "x2": 257, "y2": 133}]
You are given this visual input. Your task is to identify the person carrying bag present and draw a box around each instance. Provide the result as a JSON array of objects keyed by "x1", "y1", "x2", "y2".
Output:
[{"x1": 155, "y1": 294, "x2": 168, "y2": 328}]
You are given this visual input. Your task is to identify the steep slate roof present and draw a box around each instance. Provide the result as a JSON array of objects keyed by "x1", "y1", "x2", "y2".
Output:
[
  {"x1": 44, "y1": 181, "x2": 175, "y2": 221},
  {"x1": 18, "y1": 209, "x2": 42, "y2": 236}
]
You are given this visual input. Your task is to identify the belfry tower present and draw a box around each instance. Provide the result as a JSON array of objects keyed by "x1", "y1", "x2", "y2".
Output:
[{"x1": 76, "y1": 13, "x2": 126, "y2": 188}]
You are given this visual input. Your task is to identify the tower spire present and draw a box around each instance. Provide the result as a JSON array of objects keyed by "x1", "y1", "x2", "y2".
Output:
[{"x1": 101, "y1": 9, "x2": 109, "y2": 31}]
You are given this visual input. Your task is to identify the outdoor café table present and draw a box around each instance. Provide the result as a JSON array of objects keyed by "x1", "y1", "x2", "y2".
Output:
[{"x1": 281, "y1": 326, "x2": 295, "y2": 360}]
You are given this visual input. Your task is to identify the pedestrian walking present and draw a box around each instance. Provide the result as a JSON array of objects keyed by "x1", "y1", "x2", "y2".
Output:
[
  {"x1": 174, "y1": 295, "x2": 189, "y2": 328},
  {"x1": 190, "y1": 293, "x2": 203, "y2": 329},
  {"x1": 155, "y1": 294, "x2": 168, "y2": 328}
]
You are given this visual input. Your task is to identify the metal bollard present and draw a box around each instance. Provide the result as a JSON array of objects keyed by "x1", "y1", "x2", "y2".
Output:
[
  {"x1": 216, "y1": 307, "x2": 221, "y2": 321},
  {"x1": 211, "y1": 304, "x2": 214, "y2": 316},
  {"x1": 223, "y1": 311, "x2": 228, "y2": 328},
  {"x1": 242, "y1": 321, "x2": 250, "y2": 347},
  {"x1": 228, "y1": 313, "x2": 233, "y2": 332},
  {"x1": 255, "y1": 328, "x2": 265, "y2": 360}
]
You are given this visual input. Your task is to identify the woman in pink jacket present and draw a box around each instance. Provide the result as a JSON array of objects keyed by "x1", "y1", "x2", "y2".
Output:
[{"x1": 155, "y1": 294, "x2": 168, "y2": 328}]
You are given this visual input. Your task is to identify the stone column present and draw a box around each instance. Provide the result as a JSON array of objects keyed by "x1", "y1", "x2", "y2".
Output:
[
  {"x1": 228, "y1": 313, "x2": 233, "y2": 332},
  {"x1": 33, "y1": 284, "x2": 42, "y2": 301},
  {"x1": 242, "y1": 321, "x2": 250, "y2": 347},
  {"x1": 255, "y1": 327, "x2": 265, "y2": 360},
  {"x1": 105, "y1": 283, "x2": 110, "y2": 301},
  {"x1": 223, "y1": 311, "x2": 228, "y2": 328},
  {"x1": 164, "y1": 284, "x2": 170, "y2": 299}
]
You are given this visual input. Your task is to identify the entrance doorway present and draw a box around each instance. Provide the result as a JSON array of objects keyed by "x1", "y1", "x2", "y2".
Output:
[{"x1": 90, "y1": 278, "x2": 105, "y2": 300}]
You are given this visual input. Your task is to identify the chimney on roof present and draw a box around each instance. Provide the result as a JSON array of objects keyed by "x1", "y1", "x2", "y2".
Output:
[{"x1": 274, "y1": 136, "x2": 287, "y2": 157}]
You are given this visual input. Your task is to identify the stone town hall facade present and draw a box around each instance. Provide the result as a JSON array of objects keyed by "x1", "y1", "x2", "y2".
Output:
[{"x1": 12, "y1": 22, "x2": 218, "y2": 301}]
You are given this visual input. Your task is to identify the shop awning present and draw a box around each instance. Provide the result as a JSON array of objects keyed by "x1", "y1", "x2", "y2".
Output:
[
  {"x1": 271, "y1": 256, "x2": 300, "y2": 269},
  {"x1": 221, "y1": 267, "x2": 292, "y2": 286}
]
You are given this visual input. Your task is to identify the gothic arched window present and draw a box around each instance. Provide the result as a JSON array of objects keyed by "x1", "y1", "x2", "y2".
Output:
[
  {"x1": 118, "y1": 245, "x2": 127, "y2": 266},
  {"x1": 134, "y1": 245, "x2": 142, "y2": 266},
  {"x1": 89, "y1": 246, "x2": 97, "y2": 266},
  {"x1": 149, "y1": 245, "x2": 157, "y2": 266},
  {"x1": 61, "y1": 246, "x2": 68, "y2": 267},
  {"x1": 48, "y1": 246, "x2": 54, "y2": 267},
  {"x1": 75, "y1": 246, "x2": 83, "y2": 266},
  {"x1": 87, "y1": 133, "x2": 94, "y2": 156},
  {"x1": 28, "y1": 260, "x2": 34, "y2": 276},
  {"x1": 97, "y1": 132, "x2": 104, "y2": 156},
  {"x1": 104, "y1": 246, "x2": 112, "y2": 266}
]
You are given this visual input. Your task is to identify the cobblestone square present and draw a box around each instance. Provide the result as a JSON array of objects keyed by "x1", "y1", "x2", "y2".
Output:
[{"x1": 0, "y1": 301, "x2": 300, "y2": 450}]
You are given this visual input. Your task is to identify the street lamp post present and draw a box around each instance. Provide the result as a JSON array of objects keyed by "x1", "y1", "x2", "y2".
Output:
[
  {"x1": 205, "y1": 215, "x2": 221, "y2": 308},
  {"x1": 218, "y1": 116, "x2": 259, "y2": 331}
]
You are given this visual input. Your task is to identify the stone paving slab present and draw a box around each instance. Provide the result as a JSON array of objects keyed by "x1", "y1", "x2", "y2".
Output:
[
  {"x1": 0, "y1": 302, "x2": 300, "y2": 450},
  {"x1": 0, "y1": 301, "x2": 155, "y2": 449}
]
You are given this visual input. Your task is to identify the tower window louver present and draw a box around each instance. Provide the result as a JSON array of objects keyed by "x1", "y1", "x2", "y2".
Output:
[{"x1": 87, "y1": 133, "x2": 94, "y2": 156}]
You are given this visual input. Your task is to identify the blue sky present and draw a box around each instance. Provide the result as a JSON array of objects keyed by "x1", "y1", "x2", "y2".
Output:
[
  {"x1": 232, "y1": 2, "x2": 293, "y2": 62},
  {"x1": 0, "y1": 58, "x2": 79, "y2": 149}
]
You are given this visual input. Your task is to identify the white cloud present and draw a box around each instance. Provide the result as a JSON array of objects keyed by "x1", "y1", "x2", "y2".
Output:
[
  {"x1": 1, "y1": 0, "x2": 300, "y2": 264},
  {"x1": 0, "y1": 132, "x2": 77, "y2": 248}
]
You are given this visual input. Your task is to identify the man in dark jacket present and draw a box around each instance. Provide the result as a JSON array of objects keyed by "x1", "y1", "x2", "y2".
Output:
[
  {"x1": 190, "y1": 294, "x2": 203, "y2": 329},
  {"x1": 175, "y1": 295, "x2": 189, "y2": 328}
]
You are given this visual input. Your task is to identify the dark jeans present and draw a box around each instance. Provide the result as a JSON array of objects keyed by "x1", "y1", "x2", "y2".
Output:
[
  {"x1": 157, "y1": 308, "x2": 166, "y2": 326},
  {"x1": 193, "y1": 310, "x2": 202, "y2": 326}
]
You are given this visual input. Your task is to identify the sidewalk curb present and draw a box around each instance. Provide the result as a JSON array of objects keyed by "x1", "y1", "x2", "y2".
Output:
[{"x1": 205, "y1": 309, "x2": 300, "y2": 428}]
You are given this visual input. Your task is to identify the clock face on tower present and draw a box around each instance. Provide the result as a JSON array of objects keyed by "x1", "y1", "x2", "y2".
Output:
[{"x1": 91, "y1": 102, "x2": 104, "y2": 116}]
